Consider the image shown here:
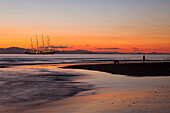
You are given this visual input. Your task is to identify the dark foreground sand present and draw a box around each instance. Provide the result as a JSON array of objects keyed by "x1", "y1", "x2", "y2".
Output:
[{"x1": 62, "y1": 62, "x2": 170, "y2": 76}]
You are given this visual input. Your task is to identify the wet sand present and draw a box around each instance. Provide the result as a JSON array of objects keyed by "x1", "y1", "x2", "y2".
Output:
[
  {"x1": 0, "y1": 63, "x2": 170, "y2": 113},
  {"x1": 63, "y1": 62, "x2": 170, "y2": 76},
  {"x1": 24, "y1": 69, "x2": 170, "y2": 113},
  {"x1": 0, "y1": 66, "x2": 92, "y2": 113}
]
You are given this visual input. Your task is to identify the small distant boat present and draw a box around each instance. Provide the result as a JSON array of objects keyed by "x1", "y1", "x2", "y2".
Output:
[{"x1": 24, "y1": 35, "x2": 56, "y2": 54}]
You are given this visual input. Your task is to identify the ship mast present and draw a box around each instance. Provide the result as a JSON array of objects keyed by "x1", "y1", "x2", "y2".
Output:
[
  {"x1": 47, "y1": 36, "x2": 51, "y2": 52},
  {"x1": 41, "y1": 34, "x2": 45, "y2": 51},
  {"x1": 36, "y1": 35, "x2": 39, "y2": 52},
  {"x1": 31, "y1": 38, "x2": 34, "y2": 52}
]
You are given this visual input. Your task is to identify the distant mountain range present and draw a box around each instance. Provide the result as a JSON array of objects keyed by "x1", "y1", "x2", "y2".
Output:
[
  {"x1": 0, "y1": 47, "x2": 29, "y2": 54},
  {"x1": 0, "y1": 47, "x2": 169, "y2": 54}
]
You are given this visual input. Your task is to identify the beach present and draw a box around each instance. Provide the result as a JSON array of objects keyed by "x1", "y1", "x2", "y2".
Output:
[
  {"x1": 25, "y1": 67, "x2": 170, "y2": 113},
  {"x1": 0, "y1": 54, "x2": 170, "y2": 113}
]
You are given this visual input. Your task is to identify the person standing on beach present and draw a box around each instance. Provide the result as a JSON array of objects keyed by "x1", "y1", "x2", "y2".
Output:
[{"x1": 143, "y1": 55, "x2": 146, "y2": 63}]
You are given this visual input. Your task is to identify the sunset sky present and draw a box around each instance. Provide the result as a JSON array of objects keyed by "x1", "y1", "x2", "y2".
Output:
[{"x1": 0, "y1": 0, "x2": 170, "y2": 53}]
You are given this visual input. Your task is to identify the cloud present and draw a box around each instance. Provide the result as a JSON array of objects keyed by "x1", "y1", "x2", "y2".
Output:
[
  {"x1": 40, "y1": 46, "x2": 69, "y2": 48},
  {"x1": 51, "y1": 46, "x2": 69, "y2": 48},
  {"x1": 134, "y1": 50, "x2": 139, "y2": 52},
  {"x1": 96, "y1": 48, "x2": 120, "y2": 50},
  {"x1": 131, "y1": 47, "x2": 138, "y2": 49},
  {"x1": 131, "y1": 47, "x2": 143, "y2": 52}
]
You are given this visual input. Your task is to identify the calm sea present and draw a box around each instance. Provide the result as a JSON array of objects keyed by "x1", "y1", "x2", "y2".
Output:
[{"x1": 0, "y1": 54, "x2": 170, "y2": 66}]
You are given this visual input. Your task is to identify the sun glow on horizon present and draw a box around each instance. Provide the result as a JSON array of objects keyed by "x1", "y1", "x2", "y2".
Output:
[{"x1": 0, "y1": 0, "x2": 170, "y2": 53}]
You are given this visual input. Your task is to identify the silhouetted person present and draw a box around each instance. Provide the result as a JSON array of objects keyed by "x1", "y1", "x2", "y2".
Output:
[
  {"x1": 114, "y1": 60, "x2": 119, "y2": 64},
  {"x1": 143, "y1": 55, "x2": 146, "y2": 63}
]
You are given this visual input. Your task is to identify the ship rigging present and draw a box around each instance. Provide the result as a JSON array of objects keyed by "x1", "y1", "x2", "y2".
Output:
[{"x1": 24, "y1": 35, "x2": 56, "y2": 54}]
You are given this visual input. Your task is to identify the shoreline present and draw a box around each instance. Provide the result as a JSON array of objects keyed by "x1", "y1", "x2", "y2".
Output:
[
  {"x1": 25, "y1": 66, "x2": 170, "y2": 113},
  {"x1": 0, "y1": 65, "x2": 93, "y2": 113},
  {"x1": 1, "y1": 62, "x2": 170, "y2": 113},
  {"x1": 0, "y1": 54, "x2": 170, "y2": 113},
  {"x1": 62, "y1": 62, "x2": 170, "y2": 77}
]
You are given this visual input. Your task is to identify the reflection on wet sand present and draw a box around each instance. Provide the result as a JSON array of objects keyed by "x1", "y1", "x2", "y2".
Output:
[
  {"x1": 24, "y1": 69, "x2": 170, "y2": 113},
  {"x1": 0, "y1": 66, "x2": 93, "y2": 113},
  {"x1": 48, "y1": 89, "x2": 169, "y2": 113}
]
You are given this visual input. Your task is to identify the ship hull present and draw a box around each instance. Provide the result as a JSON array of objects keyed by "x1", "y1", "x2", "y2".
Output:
[{"x1": 24, "y1": 51, "x2": 56, "y2": 54}]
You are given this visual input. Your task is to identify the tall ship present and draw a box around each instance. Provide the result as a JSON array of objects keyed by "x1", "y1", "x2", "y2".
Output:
[{"x1": 24, "y1": 35, "x2": 56, "y2": 54}]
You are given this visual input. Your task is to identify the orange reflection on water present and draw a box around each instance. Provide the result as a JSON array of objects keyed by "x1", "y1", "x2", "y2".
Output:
[
  {"x1": 16, "y1": 63, "x2": 105, "y2": 69},
  {"x1": 16, "y1": 64, "x2": 70, "y2": 69}
]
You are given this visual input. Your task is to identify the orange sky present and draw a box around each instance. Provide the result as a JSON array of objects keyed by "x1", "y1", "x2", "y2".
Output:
[{"x1": 0, "y1": 0, "x2": 170, "y2": 53}]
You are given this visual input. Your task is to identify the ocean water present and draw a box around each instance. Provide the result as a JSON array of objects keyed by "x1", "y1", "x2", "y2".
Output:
[
  {"x1": 0, "y1": 54, "x2": 170, "y2": 113},
  {"x1": 0, "y1": 54, "x2": 170, "y2": 66}
]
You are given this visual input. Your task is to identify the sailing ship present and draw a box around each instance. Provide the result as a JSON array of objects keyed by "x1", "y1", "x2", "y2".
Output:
[{"x1": 24, "y1": 35, "x2": 56, "y2": 54}]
